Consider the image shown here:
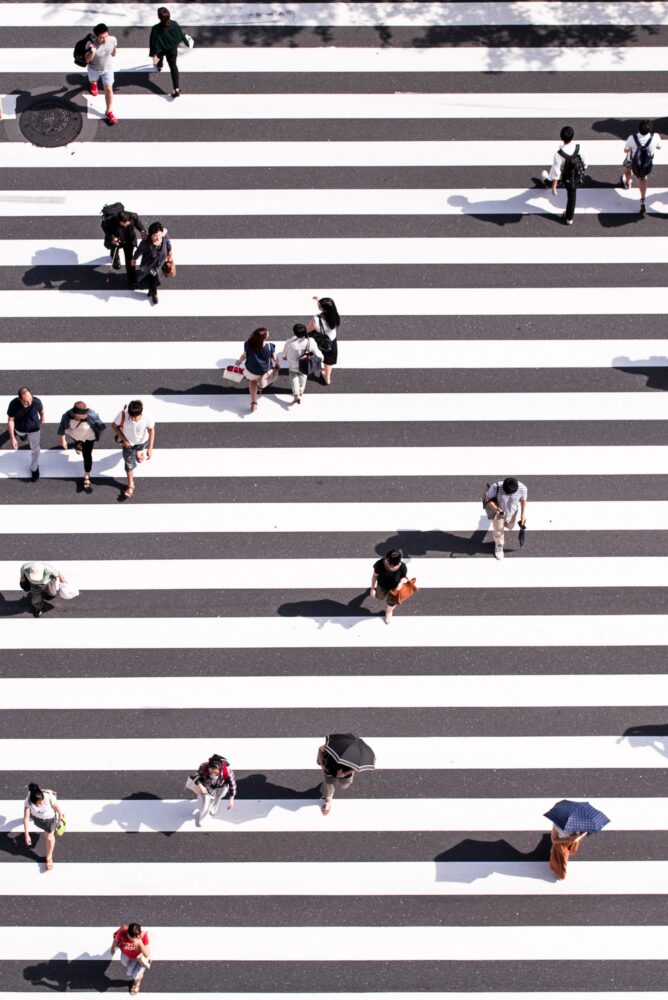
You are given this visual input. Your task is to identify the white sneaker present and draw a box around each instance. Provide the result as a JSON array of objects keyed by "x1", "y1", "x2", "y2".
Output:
[
  {"x1": 494, "y1": 547, "x2": 504, "y2": 560},
  {"x1": 540, "y1": 169, "x2": 550, "y2": 187}
]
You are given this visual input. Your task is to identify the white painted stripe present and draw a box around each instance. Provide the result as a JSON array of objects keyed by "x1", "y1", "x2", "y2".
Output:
[
  {"x1": 0, "y1": 140, "x2": 640, "y2": 169},
  {"x1": 1, "y1": 615, "x2": 666, "y2": 651},
  {"x1": 1, "y1": 924, "x2": 667, "y2": 961},
  {"x1": 0, "y1": 501, "x2": 666, "y2": 535},
  {"x1": 5, "y1": 50, "x2": 668, "y2": 76},
  {"x1": 87, "y1": 90, "x2": 668, "y2": 120},
  {"x1": 3, "y1": 339, "x2": 665, "y2": 371},
  {"x1": 0, "y1": 288, "x2": 663, "y2": 319},
  {"x1": 0, "y1": 735, "x2": 666, "y2": 771},
  {"x1": 0, "y1": 995, "x2": 659, "y2": 1000},
  {"x1": 1, "y1": 797, "x2": 661, "y2": 834},
  {"x1": 4, "y1": 860, "x2": 668, "y2": 897},
  {"x1": 12, "y1": 237, "x2": 668, "y2": 267},
  {"x1": 0, "y1": 2, "x2": 666, "y2": 28},
  {"x1": 3, "y1": 557, "x2": 668, "y2": 593},
  {"x1": 23, "y1": 392, "x2": 668, "y2": 425},
  {"x1": 1, "y1": 445, "x2": 666, "y2": 479},
  {"x1": 2, "y1": 188, "x2": 667, "y2": 218},
  {"x1": 3, "y1": 674, "x2": 668, "y2": 710}
]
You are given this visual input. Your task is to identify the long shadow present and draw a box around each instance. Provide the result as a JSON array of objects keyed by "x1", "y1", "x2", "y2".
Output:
[
  {"x1": 375, "y1": 528, "x2": 490, "y2": 558},
  {"x1": 0, "y1": 831, "x2": 42, "y2": 861},
  {"x1": 153, "y1": 382, "x2": 291, "y2": 414},
  {"x1": 613, "y1": 358, "x2": 668, "y2": 391},
  {"x1": 65, "y1": 71, "x2": 166, "y2": 99},
  {"x1": 592, "y1": 117, "x2": 668, "y2": 140},
  {"x1": 236, "y1": 773, "x2": 318, "y2": 801},
  {"x1": 433, "y1": 835, "x2": 553, "y2": 884},
  {"x1": 91, "y1": 792, "x2": 184, "y2": 838},
  {"x1": 620, "y1": 723, "x2": 668, "y2": 759},
  {"x1": 277, "y1": 590, "x2": 377, "y2": 627},
  {"x1": 22, "y1": 261, "x2": 117, "y2": 292},
  {"x1": 435, "y1": 834, "x2": 551, "y2": 864},
  {"x1": 23, "y1": 957, "x2": 119, "y2": 993}
]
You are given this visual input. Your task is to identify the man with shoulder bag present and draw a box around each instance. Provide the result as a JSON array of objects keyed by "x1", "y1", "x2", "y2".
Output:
[{"x1": 482, "y1": 477, "x2": 527, "y2": 560}]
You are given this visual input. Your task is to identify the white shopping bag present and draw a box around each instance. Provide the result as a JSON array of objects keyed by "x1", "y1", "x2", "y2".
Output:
[{"x1": 58, "y1": 581, "x2": 80, "y2": 600}]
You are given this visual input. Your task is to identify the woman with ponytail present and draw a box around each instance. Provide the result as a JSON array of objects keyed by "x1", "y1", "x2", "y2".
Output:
[
  {"x1": 149, "y1": 6, "x2": 189, "y2": 98},
  {"x1": 23, "y1": 783, "x2": 64, "y2": 870},
  {"x1": 306, "y1": 295, "x2": 341, "y2": 386}
]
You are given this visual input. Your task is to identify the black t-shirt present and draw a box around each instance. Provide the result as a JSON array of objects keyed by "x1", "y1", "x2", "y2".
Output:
[
  {"x1": 373, "y1": 558, "x2": 407, "y2": 591},
  {"x1": 7, "y1": 397, "x2": 43, "y2": 433}
]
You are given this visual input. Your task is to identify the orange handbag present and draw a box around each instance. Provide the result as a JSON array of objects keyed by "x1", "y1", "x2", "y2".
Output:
[{"x1": 390, "y1": 578, "x2": 418, "y2": 606}]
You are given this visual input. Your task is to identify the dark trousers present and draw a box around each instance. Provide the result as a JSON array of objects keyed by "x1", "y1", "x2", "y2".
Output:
[
  {"x1": 110, "y1": 241, "x2": 136, "y2": 286},
  {"x1": 80, "y1": 439, "x2": 95, "y2": 474},
  {"x1": 158, "y1": 47, "x2": 179, "y2": 89},
  {"x1": 564, "y1": 183, "x2": 577, "y2": 222}
]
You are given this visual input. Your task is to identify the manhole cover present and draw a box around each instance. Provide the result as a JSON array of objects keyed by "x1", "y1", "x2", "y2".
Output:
[{"x1": 19, "y1": 98, "x2": 83, "y2": 147}]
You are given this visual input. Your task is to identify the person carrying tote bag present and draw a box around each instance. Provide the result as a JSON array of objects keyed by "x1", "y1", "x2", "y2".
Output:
[
  {"x1": 282, "y1": 322, "x2": 321, "y2": 405},
  {"x1": 236, "y1": 326, "x2": 279, "y2": 413}
]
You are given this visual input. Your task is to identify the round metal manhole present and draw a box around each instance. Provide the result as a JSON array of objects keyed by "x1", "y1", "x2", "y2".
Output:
[{"x1": 19, "y1": 98, "x2": 83, "y2": 147}]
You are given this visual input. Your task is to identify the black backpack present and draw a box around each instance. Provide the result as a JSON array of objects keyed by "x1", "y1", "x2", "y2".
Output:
[
  {"x1": 558, "y1": 144, "x2": 586, "y2": 187},
  {"x1": 631, "y1": 134, "x2": 654, "y2": 179},
  {"x1": 73, "y1": 34, "x2": 94, "y2": 67},
  {"x1": 102, "y1": 202, "x2": 125, "y2": 220}
]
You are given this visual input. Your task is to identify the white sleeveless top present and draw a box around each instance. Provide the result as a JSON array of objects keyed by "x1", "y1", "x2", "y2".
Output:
[{"x1": 24, "y1": 791, "x2": 56, "y2": 819}]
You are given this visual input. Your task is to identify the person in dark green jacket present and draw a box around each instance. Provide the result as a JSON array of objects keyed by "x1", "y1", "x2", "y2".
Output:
[{"x1": 149, "y1": 6, "x2": 188, "y2": 97}]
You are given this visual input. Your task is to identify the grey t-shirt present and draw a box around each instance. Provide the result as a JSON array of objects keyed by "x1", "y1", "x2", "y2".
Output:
[{"x1": 87, "y1": 35, "x2": 117, "y2": 71}]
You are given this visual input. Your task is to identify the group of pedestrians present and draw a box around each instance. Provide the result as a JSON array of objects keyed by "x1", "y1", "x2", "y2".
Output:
[
  {"x1": 101, "y1": 203, "x2": 174, "y2": 304},
  {"x1": 542, "y1": 120, "x2": 661, "y2": 223},
  {"x1": 79, "y1": 8, "x2": 190, "y2": 125}
]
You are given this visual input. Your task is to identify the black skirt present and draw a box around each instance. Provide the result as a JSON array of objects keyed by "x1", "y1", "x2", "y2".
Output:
[{"x1": 322, "y1": 338, "x2": 338, "y2": 366}]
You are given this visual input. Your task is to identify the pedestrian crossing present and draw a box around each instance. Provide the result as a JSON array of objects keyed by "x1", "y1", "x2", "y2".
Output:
[{"x1": 1, "y1": 1, "x2": 668, "y2": 997}]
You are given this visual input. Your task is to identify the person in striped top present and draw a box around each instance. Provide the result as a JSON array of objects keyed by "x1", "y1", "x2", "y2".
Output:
[{"x1": 483, "y1": 477, "x2": 528, "y2": 560}]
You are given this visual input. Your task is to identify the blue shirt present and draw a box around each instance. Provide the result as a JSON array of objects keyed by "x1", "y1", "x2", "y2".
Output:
[{"x1": 244, "y1": 340, "x2": 275, "y2": 376}]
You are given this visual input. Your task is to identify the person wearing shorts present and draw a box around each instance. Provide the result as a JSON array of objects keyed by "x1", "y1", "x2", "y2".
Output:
[
  {"x1": 370, "y1": 548, "x2": 408, "y2": 625},
  {"x1": 112, "y1": 400, "x2": 155, "y2": 501},
  {"x1": 23, "y1": 782, "x2": 65, "y2": 870},
  {"x1": 110, "y1": 923, "x2": 151, "y2": 995},
  {"x1": 85, "y1": 22, "x2": 118, "y2": 125}
]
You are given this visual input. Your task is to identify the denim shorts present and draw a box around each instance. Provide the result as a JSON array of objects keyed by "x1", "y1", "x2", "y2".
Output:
[
  {"x1": 122, "y1": 442, "x2": 147, "y2": 472},
  {"x1": 87, "y1": 66, "x2": 115, "y2": 88}
]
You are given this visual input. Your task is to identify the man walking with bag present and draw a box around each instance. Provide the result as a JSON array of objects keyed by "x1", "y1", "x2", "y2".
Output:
[
  {"x1": 112, "y1": 400, "x2": 156, "y2": 501},
  {"x1": 84, "y1": 23, "x2": 119, "y2": 125},
  {"x1": 621, "y1": 119, "x2": 662, "y2": 216},
  {"x1": 541, "y1": 125, "x2": 586, "y2": 225},
  {"x1": 483, "y1": 477, "x2": 528, "y2": 560}
]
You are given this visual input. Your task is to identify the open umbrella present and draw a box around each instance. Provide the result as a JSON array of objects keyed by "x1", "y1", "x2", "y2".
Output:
[
  {"x1": 544, "y1": 799, "x2": 610, "y2": 834},
  {"x1": 324, "y1": 733, "x2": 376, "y2": 772}
]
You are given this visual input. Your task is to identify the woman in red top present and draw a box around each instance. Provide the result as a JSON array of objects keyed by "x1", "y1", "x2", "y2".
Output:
[{"x1": 110, "y1": 922, "x2": 151, "y2": 995}]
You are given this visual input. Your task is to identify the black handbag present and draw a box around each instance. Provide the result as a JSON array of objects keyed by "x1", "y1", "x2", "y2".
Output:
[{"x1": 298, "y1": 338, "x2": 321, "y2": 376}]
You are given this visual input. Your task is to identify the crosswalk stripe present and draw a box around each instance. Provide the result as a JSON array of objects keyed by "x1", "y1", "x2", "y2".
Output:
[
  {"x1": 5, "y1": 860, "x2": 668, "y2": 897},
  {"x1": 3, "y1": 674, "x2": 668, "y2": 709},
  {"x1": 1, "y1": 924, "x2": 667, "y2": 961},
  {"x1": 2, "y1": 797, "x2": 662, "y2": 833},
  {"x1": 20, "y1": 393, "x2": 668, "y2": 424},
  {"x1": 3, "y1": 556, "x2": 668, "y2": 593},
  {"x1": 1, "y1": 189, "x2": 665, "y2": 218},
  {"x1": 1, "y1": 2, "x2": 665, "y2": 28},
  {"x1": 0, "y1": 734, "x2": 665, "y2": 771},
  {"x1": 12, "y1": 236, "x2": 668, "y2": 267},
  {"x1": 0, "y1": 287, "x2": 661, "y2": 318},
  {"x1": 1, "y1": 615, "x2": 665, "y2": 651},
  {"x1": 6, "y1": 49, "x2": 668, "y2": 74},
  {"x1": 0, "y1": 140, "x2": 638, "y2": 169},
  {"x1": 1, "y1": 445, "x2": 666, "y2": 479},
  {"x1": 0, "y1": 996, "x2": 660, "y2": 1000},
  {"x1": 3, "y1": 340, "x2": 666, "y2": 370},
  {"x1": 0, "y1": 501, "x2": 662, "y2": 535}
]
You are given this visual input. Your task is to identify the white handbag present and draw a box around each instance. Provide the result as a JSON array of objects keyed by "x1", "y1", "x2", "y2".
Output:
[
  {"x1": 223, "y1": 365, "x2": 245, "y2": 384},
  {"x1": 185, "y1": 775, "x2": 204, "y2": 796},
  {"x1": 183, "y1": 33, "x2": 195, "y2": 48},
  {"x1": 58, "y1": 581, "x2": 79, "y2": 600}
]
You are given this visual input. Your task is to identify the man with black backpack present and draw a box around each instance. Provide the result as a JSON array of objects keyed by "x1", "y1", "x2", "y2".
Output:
[
  {"x1": 541, "y1": 125, "x2": 586, "y2": 226},
  {"x1": 622, "y1": 120, "x2": 662, "y2": 217},
  {"x1": 101, "y1": 204, "x2": 146, "y2": 285}
]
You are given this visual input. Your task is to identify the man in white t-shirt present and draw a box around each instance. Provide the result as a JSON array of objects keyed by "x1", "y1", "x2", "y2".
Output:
[
  {"x1": 84, "y1": 22, "x2": 118, "y2": 125},
  {"x1": 541, "y1": 125, "x2": 586, "y2": 226},
  {"x1": 112, "y1": 399, "x2": 156, "y2": 501},
  {"x1": 622, "y1": 119, "x2": 662, "y2": 216}
]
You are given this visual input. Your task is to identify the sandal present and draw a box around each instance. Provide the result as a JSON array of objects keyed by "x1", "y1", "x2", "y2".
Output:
[
  {"x1": 322, "y1": 800, "x2": 332, "y2": 815},
  {"x1": 82, "y1": 475, "x2": 92, "y2": 494},
  {"x1": 45, "y1": 858, "x2": 54, "y2": 870},
  {"x1": 122, "y1": 486, "x2": 135, "y2": 500},
  {"x1": 130, "y1": 981, "x2": 141, "y2": 995}
]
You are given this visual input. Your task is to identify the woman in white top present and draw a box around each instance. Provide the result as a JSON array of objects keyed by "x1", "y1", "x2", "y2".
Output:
[
  {"x1": 58, "y1": 401, "x2": 105, "y2": 494},
  {"x1": 306, "y1": 295, "x2": 340, "y2": 386},
  {"x1": 282, "y1": 323, "x2": 322, "y2": 404},
  {"x1": 622, "y1": 119, "x2": 662, "y2": 215},
  {"x1": 23, "y1": 782, "x2": 64, "y2": 870}
]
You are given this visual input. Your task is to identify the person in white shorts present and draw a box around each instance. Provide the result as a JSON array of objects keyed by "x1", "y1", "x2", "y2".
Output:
[
  {"x1": 621, "y1": 119, "x2": 662, "y2": 216},
  {"x1": 85, "y1": 22, "x2": 118, "y2": 125}
]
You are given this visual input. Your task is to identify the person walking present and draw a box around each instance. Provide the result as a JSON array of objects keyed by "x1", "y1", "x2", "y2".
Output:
[
  {"x1": 23, "y1": 783, "x2": 65, "y2": 871},
  {"x1": 84, "y1": 22, "x2": 118, "y2": 125},
  {"x1": 282, "y1": 323, "x2": 321, "y2": 404},
  {"x1": 483, "y1": 477, "x2": 528, "y2": 560},
  {"x1": 317, "y1": 743, "x2": 354, "y2": 816},
  {"x1": 621, "y1": 120, "x2": 662, "y2": 216},
  {"x1": 7, "y1": 386, "x2": 44, "y2": 482},
  {"x1": 19, "y1": 561, "x2": 66, "y2": 617},
  {"x1": 541, "y1": 125, "x2": 586, "y2": 225},
  {"x1": 189, "y1": 753, "x2": 237, "y2": 826},
  {"x1": 549, "y1": 825, "x2": 587, "y2": 880},
  {"x1": 306, "y1": 296, "x2": 340, "y2": 385},
  {"x1": 112, "y1": 400, "x2": 156, "y2": 501},
  {"x1": 101, "y1": 208, "x2": 147, "y2": 285},
  {"x1": 236, "y1": 327, "x2": 279, "y2": 413},
  {"x1": 58, "y1": 401, "x2": 105, "y2": 494},
  {"x1": 130, "y1": 221, "x2": 173, "y2": 305},
  {"x1": 370, "y1": 548, "x2": 408, "y2": 625},
  {"x1": 149, "y1": 6, "x2": 189, "y2": 98},
  {"x1": 110, "y1": 923, "x2": 151, "y2": 995}
]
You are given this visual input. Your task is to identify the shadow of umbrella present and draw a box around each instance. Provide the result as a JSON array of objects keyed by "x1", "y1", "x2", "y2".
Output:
[
  {"x1": 613, "y1": 357, "x2": 668, "y2": 390},
  {"x1": 434, "y1": 834, "x2": 553, "y2": 883},
  {"x1": 618, "y1": 723, "x2": 668, "y2": 759}
]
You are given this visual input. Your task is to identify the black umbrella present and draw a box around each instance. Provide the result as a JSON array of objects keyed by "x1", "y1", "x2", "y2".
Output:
[
  {"x1": 324, "y1": 733, "x2": 376, "y2": 772},
  {"x1": 518, "y1": 520, "x2": 527, "y2": 548}
]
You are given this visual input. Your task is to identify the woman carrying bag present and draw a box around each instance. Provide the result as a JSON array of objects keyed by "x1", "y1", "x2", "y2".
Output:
[
  {"x1": 282, "y1": 322, "x2": 321, "y2": 404},
  {"x1": 237, "y1": 326, "x2": 279, "y2": 413},
  {"x1": 58, "y1": 400, "x2": 105, "y2": 494},
  {"x1": 186, "y1": 753, "x2": 237, "y2": 826},
  {"x1": 306, "y1": 295, "x2": 340, "y2": 386},
  {"x1": 23, "y1": 782, "x2": 65, "y2": 870},
  {"x1": 110, "y1": 923, "x2": 151, "y2": 995}
]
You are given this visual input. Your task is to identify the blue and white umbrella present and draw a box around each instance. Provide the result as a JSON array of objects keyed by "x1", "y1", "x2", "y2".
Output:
[{"x1": 544, "y1": 799, "x2": 610, "y2": 834}]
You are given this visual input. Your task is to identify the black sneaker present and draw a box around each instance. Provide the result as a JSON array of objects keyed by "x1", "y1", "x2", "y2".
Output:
[
  {"x1": 31, "y1": 468, "x2": 40, "y2": 482},
  {"x1": 32, "y1": 607, "x2": 43, "y2": 618},
  {"x1": 640, "y1": 201, "x2": 646, "y2": 216},
  {"x1": 150, "y1": 292, "x2": 158, "y2": 305}
]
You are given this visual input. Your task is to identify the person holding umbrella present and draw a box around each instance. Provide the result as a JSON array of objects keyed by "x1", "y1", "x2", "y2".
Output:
[
  {"x1": 544, "y1": 799, "x2": 610, "y2": 880},
  {"x1": 482, "y1": 477, "x2": 527, "y2": 560},
  {"x1": 317, "y1": 733, "x2": 375, "y2": 816}
]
